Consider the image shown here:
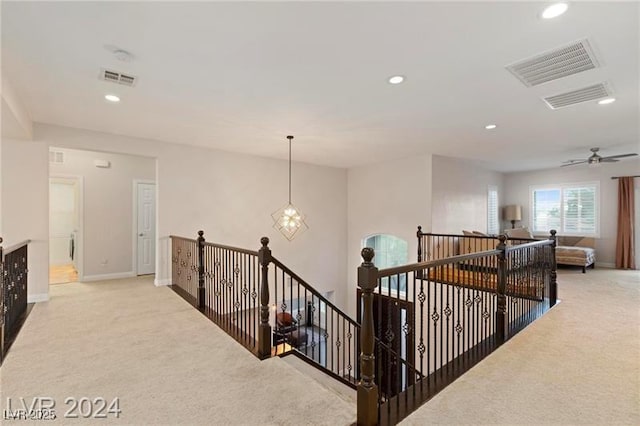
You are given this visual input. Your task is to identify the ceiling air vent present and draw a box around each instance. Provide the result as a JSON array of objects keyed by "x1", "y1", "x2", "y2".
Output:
[
  {"x1": 99, "y1": 68, "x2": 137, "y2": 87},
  {"x1": 543, "y1": 83, "x2": 611, "y2": 109},
  {"x1": 506, "y1": 39, "x2": 599, "y2": 87},
  {"x1": 49, "y1": 151, "x2": 64, "y2": 164}
]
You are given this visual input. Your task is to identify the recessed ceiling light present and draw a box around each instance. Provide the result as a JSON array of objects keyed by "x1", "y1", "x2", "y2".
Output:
[
  {"x1": 105, "y1": 94, "x2": 120, "y2": 102},
  {"x1": 597, "y1": 97, "x2": 616, "y2": 105},
  {"x1": 485, "y1": 124, "x2": 497, "y2": 130},
  {"x1": 542, "y1": 3, "x2": 569, "y2": 19},
  {"x1": 388, "y1": 75, "x2": 405, "y2": 84}
]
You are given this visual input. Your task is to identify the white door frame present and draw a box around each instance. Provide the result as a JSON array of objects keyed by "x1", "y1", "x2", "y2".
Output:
[
  {"x1": 132, "y1": 179, "x2": 157, "y2": 275},
  {"x1": 49, "y1": 174, "x2": 84, "y2": 282}
]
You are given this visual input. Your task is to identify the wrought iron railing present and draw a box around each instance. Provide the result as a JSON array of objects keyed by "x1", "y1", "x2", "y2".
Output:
[
  {"x1": 416, "y1": 227, "x2": 539, "y2": 263},
  {"x1": 170, "y1": 229, "x2": 557, "y2": 425},
  {"x1": 170, "y1": 232, "x2": 362, "y2": 383},
  {"x1": 170, "y1": 233, "x2": 262, "y2": 355},
  {"x1": 357, "y1": 231, "x2": 557, "y2": 425},
  {"x1": 0, "y1": 238, "x2": 30, "y2": 364},
  {"x1": 270, "y1": 256, "x2": 359, "y2": 387}
]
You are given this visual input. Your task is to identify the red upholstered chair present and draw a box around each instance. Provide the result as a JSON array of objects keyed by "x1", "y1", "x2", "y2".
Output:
[{"x1": 275, "y1": 312, "x2": 308, "y2": 348}]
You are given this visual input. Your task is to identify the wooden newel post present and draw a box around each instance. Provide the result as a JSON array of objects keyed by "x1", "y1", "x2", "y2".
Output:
[
  {"x1": 357, "y1": 247, "x2": 379, "y2": 426},
  {"x1": 197, "y1": 230, "x2": 206, "y2": 311},
  {"x1": 258, "y1": 237, "x2": 272, "y2": 359},
  {"x1": 549, "y1": 229, "x2": 557, "y2": 307},
  {"x1": 496, "y1": 234, "x2": 508, "y2": 345}
]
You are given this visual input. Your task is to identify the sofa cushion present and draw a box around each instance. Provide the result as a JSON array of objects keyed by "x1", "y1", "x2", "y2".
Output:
[
  {"x1": 505, "y1": 227, "x2": 533, "y2": 239},
  {"x1": 556, "y1": 246, "x2": 595, "y2": 267}
]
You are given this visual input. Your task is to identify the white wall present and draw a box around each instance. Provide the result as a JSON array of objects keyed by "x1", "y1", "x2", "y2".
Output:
[
  {"x1": 347, "y1": 154, "x2": 432, "y2": 317},
  {"x1": 431, "y1": 155, "x2": 505, "y2": 234},
  {"x1": 1, "y1": 138, "x2": 49, "y2": 301},
  {"x1": 503, "y1": 158, "x2": 640, "y2": 267},
  {"x1": 1, "y1": 75, "x2": 33, "y2": 139},
  {"x1": 2, "y1": 123, "x2": 348, "y2": 306},
  {"x1": 50, "y1": 148, "x2": 155, "y2": 278}
]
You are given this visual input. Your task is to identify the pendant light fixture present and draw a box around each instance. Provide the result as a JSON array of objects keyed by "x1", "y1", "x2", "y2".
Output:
[{"x1": 271, "y1": 135, "x2": 308, "y2": 241}]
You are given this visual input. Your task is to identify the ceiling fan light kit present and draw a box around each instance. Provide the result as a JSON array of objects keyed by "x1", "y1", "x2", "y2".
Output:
[{"x1": 561, "y1": 147, "x2": 638, "y2": 167}]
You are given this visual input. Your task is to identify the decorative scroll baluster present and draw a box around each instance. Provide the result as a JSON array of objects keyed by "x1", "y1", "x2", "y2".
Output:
[
  {"x1": 197, "y1": 230, "x2": 206, "y2": 311},
  {"x1": 549, "y1": 229, "x2": 557, "y2": 307},
  {"x1": 496, "y1": 234, "x2": 508, "y2": 345},
  {"x1": 0, "y1": 239, "x2": 29, "y2": 365},
  {"x1": 258, "y1": 237, "x2": 272, "y2": 359},
  {"x1": 416, "y1": 225, "x2": 423, "y2": 279},
  {"x1": 357, "y1": 247, "x2": 379, "y2": 426}
]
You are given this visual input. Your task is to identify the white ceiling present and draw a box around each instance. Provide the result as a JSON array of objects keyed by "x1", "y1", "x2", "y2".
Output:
[{"x1": 2, "y1": 1, "x2": 638, "y2": 172}]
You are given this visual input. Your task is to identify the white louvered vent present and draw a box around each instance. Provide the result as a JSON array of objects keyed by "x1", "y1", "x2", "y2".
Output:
[
  {"x1": 506, "y1": 39, "x2": 599, "y2": 87},
  {"x1": 543, "y1": 83, "x2": 611, "y2": 109},
  {"x1": 99, "y1": 69, "x2": 137, "y2": 86},
  {"x1": 49, "y1": 151, "x2": 64, "y2": 164}
]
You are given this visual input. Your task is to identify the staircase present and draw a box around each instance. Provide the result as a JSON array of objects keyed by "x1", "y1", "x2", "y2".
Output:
[{"x1": 169, "y1": 229, "x2": 558, "y2": 425}]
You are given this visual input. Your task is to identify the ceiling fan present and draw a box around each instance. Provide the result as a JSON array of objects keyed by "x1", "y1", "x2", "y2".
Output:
[{"x1": 561, "y1": 147, "x2": 638, "y2": 167}]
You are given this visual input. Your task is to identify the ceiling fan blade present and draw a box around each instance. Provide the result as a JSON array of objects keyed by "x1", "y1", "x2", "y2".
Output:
[
  {"x1": 600, "y1": 153, "x2": 638, "y2": 160},
  {"x1": 561, "y1": 161, "x2": 587, "y2": 167},
  {"x1": 600, "y1": 158, "x2": 619, "y2": 163},
  {"x1": 562, "y1": 159, "x2": 586, "y2": 163}
]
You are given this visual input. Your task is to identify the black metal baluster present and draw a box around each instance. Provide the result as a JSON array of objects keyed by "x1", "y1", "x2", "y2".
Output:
[{"x1": 331, "y1": 301, "x2": 334, "y2": 373}]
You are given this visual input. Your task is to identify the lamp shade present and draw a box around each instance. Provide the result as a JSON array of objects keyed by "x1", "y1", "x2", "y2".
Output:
[{"x1": 504, "y1": 205, "x2": 522, "y2": 221}]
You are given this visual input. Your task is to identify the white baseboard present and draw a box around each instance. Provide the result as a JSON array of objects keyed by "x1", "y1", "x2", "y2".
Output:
[
  {"x1": 81, "y1": 271, "x2": 136, "y2": 282},
  {"x1": 154, "y1": 278, "x2": 171, "y2": 286},
  {"x1": 595, "y1": 262, "x2": 615, "y2": 269},
  {"x1": 28, "y1": 293, "x2": 50, "y2": 303}
]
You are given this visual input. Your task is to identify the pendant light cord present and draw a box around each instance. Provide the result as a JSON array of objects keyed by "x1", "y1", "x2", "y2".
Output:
[{"x1": 287, "y1": 135, "x2": 293, "y2": 204}]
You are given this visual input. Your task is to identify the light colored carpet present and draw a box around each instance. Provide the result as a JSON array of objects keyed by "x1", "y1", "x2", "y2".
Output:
[
  {"x1": 2, "y1": 269, "x2": 638, "y2": 425},
  {"x1": 403, "y1": 268, "x2": 640, "y2": 425},
  {"x1": 0, "y1": 276, "x2": 356, "y2": 425}
]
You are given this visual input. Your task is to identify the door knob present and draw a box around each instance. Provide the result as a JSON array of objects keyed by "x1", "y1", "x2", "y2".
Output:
[{"x1": 139, "y1": 233, "x2": 144, "y2": 237}]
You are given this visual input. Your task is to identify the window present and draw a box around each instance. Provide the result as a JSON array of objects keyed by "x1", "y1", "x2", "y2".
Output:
[
  {"x1": 530, "y1": 182, "x2": 599, "y2": 236},
  {"x1": 487, "y1": 185, "x2": 499, "y2": 235},
  {"x1": 363, "y1": 234, "x2": 408, "y2": 292}
]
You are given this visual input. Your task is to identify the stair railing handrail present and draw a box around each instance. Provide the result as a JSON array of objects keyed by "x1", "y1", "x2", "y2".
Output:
[
  {"x1": 416, "y1": 229, "x2": 540, "y2": 242},
  {"x1": 272, "y1": 253, "x2": 422, "y2": 374},
  {"x1": 170, "y1": 235, "x2": 259, "y2": 256},
  {"x1": 377, "y1": 249, "x2": 501, "y2": 278},
  {"x1": 358, "y1": 230, "x2": 558, "y2": 424},
  {"x1": 269, "y1": 256, "x2": 359, "y2": 329}
]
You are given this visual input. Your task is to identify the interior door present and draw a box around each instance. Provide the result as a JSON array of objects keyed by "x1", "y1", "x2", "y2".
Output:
[{"x1": 137, "y1": 182, "x2": 156, "y2": 275}]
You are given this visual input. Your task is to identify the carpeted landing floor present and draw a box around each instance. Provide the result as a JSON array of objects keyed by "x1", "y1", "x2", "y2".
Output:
[
  {"x1": 404, "y1": 268, "x2": 640, "y2": 425},
  {"x1": 0, "y1": 276, "x2": 356, "y2": 425},
  {"x1": 1, "y1": 268, "x2": 638, "y2": 425}
]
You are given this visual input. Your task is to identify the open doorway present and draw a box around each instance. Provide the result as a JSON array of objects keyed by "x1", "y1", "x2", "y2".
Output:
[
  {"x1": 49, "y1": 147, "x2": 156, "y2": 283},
  {"x1": 49, "y1": 176, "x2": 82, "y2": 284}
]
